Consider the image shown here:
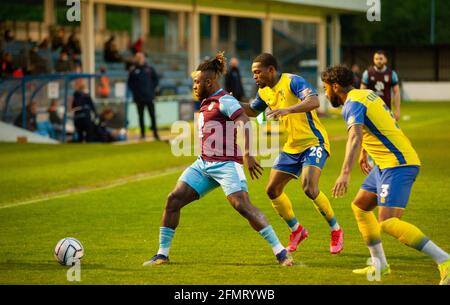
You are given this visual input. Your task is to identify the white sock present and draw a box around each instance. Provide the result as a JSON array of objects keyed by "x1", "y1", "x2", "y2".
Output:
[
  {"x1": 273, "y1": 243, "x2": 285, "y2": 255},
  {"x1": 157, "y1": 247, "x2": 170, "y2": 257},
  {"x1": 421, "y1": 240, "x2": 450, "y2": 265},
  {"x1": 291, "y1": 223, "x2": 300, "y2": 232},
  {"x1": 330, "y1": 222, "x2": 340, "y2": 231},
  {"x1": 368, "y1": 243, "x2": 388, "y2": 269}
]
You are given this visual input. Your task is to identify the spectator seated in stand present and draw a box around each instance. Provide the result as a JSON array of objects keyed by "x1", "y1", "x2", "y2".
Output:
[
  {"x1": 29, "y1": 46, "x2": 50, "y2": 75},
  {"x1": 14, "y1": 101, "x2": 55, "y2": 138},
  {"x1": 51, "y1": 29, "x2": 65, "y2": 52},
  {"x1": 55, "y1": 51, "x2": 74, "y2": 73},
  {"x1": 0, "y1": 52, "x2": 15, "y2": 78},
  {"x1": 131, "y1": 37, "x2": 144, "y2": 54},
  {"x1": 104, "y1": 35, "x2": 123, "y2": 63},
  {"x1": 65, "y1": 32, "x2": 81, "y2": 56}
]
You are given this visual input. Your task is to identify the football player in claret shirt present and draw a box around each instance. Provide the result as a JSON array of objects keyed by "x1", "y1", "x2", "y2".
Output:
[
  {"x1": 242, "y1": 53, "x2": 344, "y2": 255},
  {"x1": 321, "y1": 65, "x2": 449, "y2": 285},
  {"x1": 361, "y1": 50, "x2": 401, "y2": 121},
  {"x1": 143, "y1": 53, "x2": 293, "y2": 267}
]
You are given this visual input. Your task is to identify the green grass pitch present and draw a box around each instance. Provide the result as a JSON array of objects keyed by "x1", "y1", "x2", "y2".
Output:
[{"x1": 0, "y1": 102, "x2": 449, "y2": 285}]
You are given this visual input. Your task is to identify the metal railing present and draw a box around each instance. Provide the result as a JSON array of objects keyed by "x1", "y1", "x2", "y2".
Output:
[{"x1": 0, "y1": 72, "x2": 130, "y2": 143}]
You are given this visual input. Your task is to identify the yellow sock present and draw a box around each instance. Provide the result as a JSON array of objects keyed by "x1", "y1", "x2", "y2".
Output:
[
  {"x1": 312, "y1": 192, "x2": 338, "y2": 228},
  {"x1": 351, "y1": 203, "x2": 381, "y2": 246},
  {"x1": 380, "y1": 217, "x2": 429, "y2": 250},
  {"x1": 271, "y1": 193, "x2": 296, "y2": 227}
]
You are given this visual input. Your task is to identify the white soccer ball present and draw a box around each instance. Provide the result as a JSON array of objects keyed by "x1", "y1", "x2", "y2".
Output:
[{"x1": 54, "y1": 237, "x2": 84, "y2": 266}]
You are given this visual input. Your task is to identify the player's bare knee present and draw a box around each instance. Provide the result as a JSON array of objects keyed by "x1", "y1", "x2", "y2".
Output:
[
  {"x1": 266, "y1": 184, "x2": 282, "y2": 199},
  {"x1": 353, "y1": 195, "x2": 377, "y2": 212},
  {"x1": 166, "y1": 192, "x2": 183, "y2": 211},
  {"x1": 378, "y1": 211, "x2": 401, "y2": 223},
  {"x1": 232, "y1": 200, "x2": 246, "y2": 214},
  {"x1": 229, "y1": 194, "x2": 250, "y2": 215},
  {"x1": 302, "y1": 180, "x2": 318, "y2": 199}
]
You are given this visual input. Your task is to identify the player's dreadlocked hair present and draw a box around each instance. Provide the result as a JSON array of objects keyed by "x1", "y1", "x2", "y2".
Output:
[
  {"x1": 321, "y1": 65, "x2": 354, "y2": 87},
  {"x1": 196, "y1": 52, "x2": 227, "y2": 77}
]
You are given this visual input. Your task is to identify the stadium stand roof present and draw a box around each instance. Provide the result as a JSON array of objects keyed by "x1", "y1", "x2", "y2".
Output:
[
  {"x1": 84, "y1": 0, "x2": 365, "y2": 74},
  {"x1": 274, "y1": 0, "x2": 367, "y2": 12},
  {"x1": 98, "y1": 0, "x2": 367, "y2": 16}
]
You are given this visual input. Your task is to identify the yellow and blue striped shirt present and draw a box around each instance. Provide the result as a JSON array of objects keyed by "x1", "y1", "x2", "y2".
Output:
[
  {"x1": 343, "y1": 89, "x2": 420, "y2": 169},
  {"x1": 250, "y1": 73, "x2": 330, "y2": 155}
]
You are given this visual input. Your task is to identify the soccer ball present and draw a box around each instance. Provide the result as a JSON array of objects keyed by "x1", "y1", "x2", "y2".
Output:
[{"x1": 54, "y1": 237, "x2": 84, "y2": 266}]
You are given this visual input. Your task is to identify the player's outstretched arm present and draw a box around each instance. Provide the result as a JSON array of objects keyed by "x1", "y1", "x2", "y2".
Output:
[
  {"x1": 267, "y1": 95, "x2": 320, "y2": 119},
  {"x1": 332, "y1": 125, "x2": 363, "y2": 198},
  {"x1": 240, "y1": 102, "x2": 262, "y2": 118},
  {"x1": 234, "y1": 112, "x2": 263, "y2": 180}
]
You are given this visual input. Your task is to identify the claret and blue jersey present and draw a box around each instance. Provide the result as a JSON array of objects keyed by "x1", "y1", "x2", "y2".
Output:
[{"x1": 179, "y1": 89, "x2": 249, "y2": 198}]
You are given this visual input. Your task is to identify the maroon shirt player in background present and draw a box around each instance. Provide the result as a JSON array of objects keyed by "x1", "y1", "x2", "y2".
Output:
[{"x1": 361, "y1": 50, "x2": 401, "y2": 121}]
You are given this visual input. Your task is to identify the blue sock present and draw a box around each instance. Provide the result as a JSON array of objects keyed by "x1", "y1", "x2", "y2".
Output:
[
  {"x1": 287, "y1": 217, "x2": 300, "y2": 231},
  {"x1": 328, "y1": 216, "x2": 340, "y2": 231},
  {"x1": 157, "y1": 227, "x2": 175, "y2": 257},
  {"x1": 259, "y1": 225, "x2": 285, "y2": 255}
]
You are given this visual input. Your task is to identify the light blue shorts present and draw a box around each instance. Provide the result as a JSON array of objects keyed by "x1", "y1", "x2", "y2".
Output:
[{"x1": 179, "y1": 157, "x2": 248, "y2": 197}]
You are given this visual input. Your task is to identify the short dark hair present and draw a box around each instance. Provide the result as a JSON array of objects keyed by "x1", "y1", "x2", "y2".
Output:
[
  {"x1": 253, "y1": 53, "x2": 278, "y2": 70},
  {"x1": 321, "y1": 65, "x2": 354, "y2": 87},
  {"x1": 374, "y1": 49, "x2": 387, "y2": 57}
]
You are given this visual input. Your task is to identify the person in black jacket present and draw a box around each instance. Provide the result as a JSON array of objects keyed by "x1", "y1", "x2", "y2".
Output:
[
  {"x1": 71, "y1": 79, "x2": 97, "y2": 143},
  {"x1": 127, "y1": 52, "x2": 160, "y2": 140},
  {"x1": 225, "y1": 57, "x2": 245, "y2": 102}
]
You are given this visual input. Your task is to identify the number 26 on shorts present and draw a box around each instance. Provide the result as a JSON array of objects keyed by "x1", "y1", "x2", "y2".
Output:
[{"x1": 309, "y1": 146, "x2": 323, "y2": 159}]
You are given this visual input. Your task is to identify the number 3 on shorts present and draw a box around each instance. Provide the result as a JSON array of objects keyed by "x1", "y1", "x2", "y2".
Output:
[
  {"x1": 380, "y1": 184, "x2": 389, "y2": 198},
  {"x1": 309, "y1": 146, "x2": 323, "y2": 159}
]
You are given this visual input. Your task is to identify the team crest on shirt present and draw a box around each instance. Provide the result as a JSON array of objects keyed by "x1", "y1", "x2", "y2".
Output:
[
  {"x1": 347, "y1": 115, "x2": 356, "y2": 126},
  {"x1": 370, "y1": 76, "x2": 375, "y2": 81},
  {"x1": 384, "y1": 75, "x2": 390, "y2": 82},
  {"x1": 208, "y1": 102, "x2": 215, "y2": 111}
]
